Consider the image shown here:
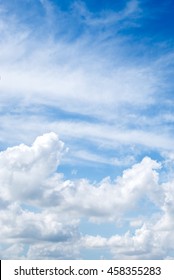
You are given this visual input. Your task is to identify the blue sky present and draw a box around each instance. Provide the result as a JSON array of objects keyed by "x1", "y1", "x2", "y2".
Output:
[{"x1": 0, "y1": 0, "x2": 174, "y2": 259}]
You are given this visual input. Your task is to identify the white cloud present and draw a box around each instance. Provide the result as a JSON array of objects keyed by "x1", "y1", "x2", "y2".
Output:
[
  {"x1": 0, "y1": 0, "x2": 158, "y2": 120},
  {"x1": 0, "y1": 132, "x2": 65, "y2": 201},
  {"x1": 81, "y1": 223, "x2": 166, "y2": 259},
  {"x1": 72, "y1": 0, "x2": 141, "y2": 27},
  {"x1": 0, "y1": 133, "x2": 174, "y2": 259},
  {"x1": 0, "y1": 0, "x2": 173, "y2": 171},
  {"x1": 0, "y1": 0, "x2": 174, "y2": 259}
]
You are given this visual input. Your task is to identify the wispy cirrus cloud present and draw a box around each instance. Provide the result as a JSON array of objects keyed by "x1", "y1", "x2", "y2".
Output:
[
  {"x1": 71, "y1": 0, "x2": 141, "y2": 27},
  {"x1": 1, "y1": 0, "x2": 174, "y2": 259}
]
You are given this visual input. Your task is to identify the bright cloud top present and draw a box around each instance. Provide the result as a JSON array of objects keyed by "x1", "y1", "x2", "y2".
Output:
[
  {"x1": 0, "y1": 133, "x2": 174, "y2": 259},
  {"x1": 0, "y1": 0, "x2": 174, "y2": 259}
]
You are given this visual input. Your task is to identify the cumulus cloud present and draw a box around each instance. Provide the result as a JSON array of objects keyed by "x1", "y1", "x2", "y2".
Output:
[
  {"x1": 0, "y1": 132, "x2": 174, "y2": 259},
  {"x1": 0, "y1": 0, "x2": 174, "y2": 260},
  {"x1": 81, "y1": 223, "x2": 167, "y2": 259},
  {"x1": 0, "y1": 132, "x2": 65, "y2": 201}
]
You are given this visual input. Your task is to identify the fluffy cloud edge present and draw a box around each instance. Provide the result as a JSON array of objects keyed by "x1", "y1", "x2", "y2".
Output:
[{"x1": 0, "y1": 132, "x2": 174, "y2": 259}]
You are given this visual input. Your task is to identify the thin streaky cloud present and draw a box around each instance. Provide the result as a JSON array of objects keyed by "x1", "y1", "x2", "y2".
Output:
[{"x1": 0, "y1": 0, "x2": 174, "y2": 259}]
